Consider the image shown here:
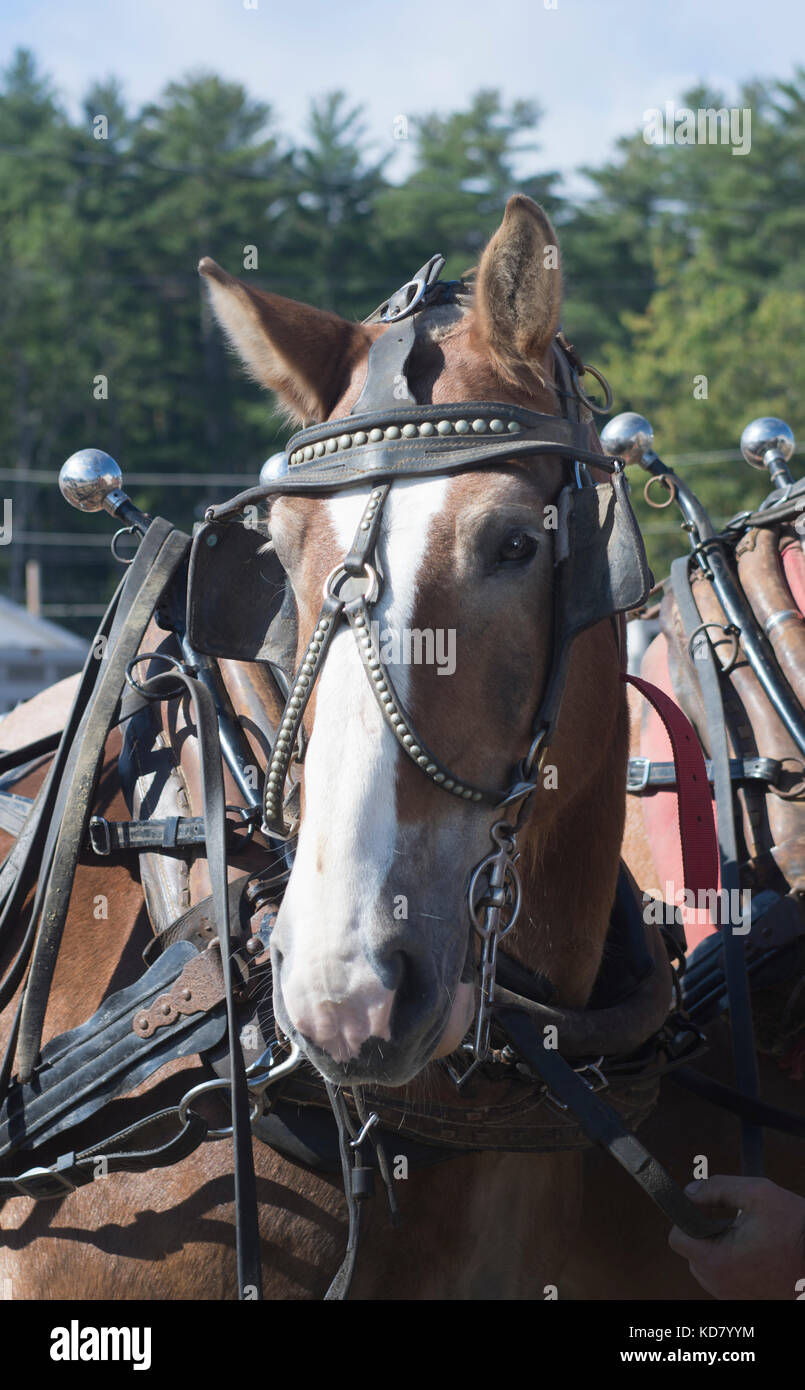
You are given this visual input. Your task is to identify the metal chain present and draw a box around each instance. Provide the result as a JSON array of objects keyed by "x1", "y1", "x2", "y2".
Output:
[{"x1": 467, "y1": 822, "x2": 522, "y2": 1067}]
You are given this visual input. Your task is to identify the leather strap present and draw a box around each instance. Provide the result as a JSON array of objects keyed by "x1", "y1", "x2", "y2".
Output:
[
  {"x1": 627, "y1": 755, "x2": 782, "y2": 793},
  {"x1": 0, "y1": 942, "x2": 226, "y2": 1160},
  {"x1": 350, "y1": 316, "x2": 417, "y2": 413},
  {"x1": 668, "y1": 1065, "x2": 805, "y2": 1138},
  {"x1": 84, "y1": 813, "x2": 252, "y2": 856},
  {"x1": 134, "y1": 664, "x2": 263, "y2": 1299},
  {"x1": 624, "y1": 673, "x2": 719, "y2": 899},
  {"x1": 495, "y1": 1006, "x2": 731, "y2": 1240},
  {"x1": 670, "y1": 556, "x2": 763, "y2": 1175},
  {"x1": 0, "y1": 732, "x2": 61, "y2": 779},
  {"x1": 0, "y1": 575, "x2": 127, "y2": 1027},
  {"x1": 207, "y1": 412, "x2": 616, "y2": 517},
  {"x1": 323, "y1": 1084, "x2": 367, "y2": 1302},
  {"x1": 15, "y1": 523, "x2": 190, "y2": 1085},
  {"x1": 0, "y1": 1106, "x2": 208, "y2": 1200},
  {"x1": 0, "y1": 792, "x2": 36, "y2": 838}
]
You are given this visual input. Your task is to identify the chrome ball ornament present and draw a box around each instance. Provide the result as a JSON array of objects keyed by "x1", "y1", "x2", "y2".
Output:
[
  {"x1": 600, "y1": 412, "x2": 657, "y2": 469},
  {"x1": 740, "y1": 418, "x2": 795, "y2": 472},
  {"x1": 59, "y1": 449, "x2": 123, "y2": 512},
  {"x1": 260, "y1": 452, "x2": 289, "y2": 485}
]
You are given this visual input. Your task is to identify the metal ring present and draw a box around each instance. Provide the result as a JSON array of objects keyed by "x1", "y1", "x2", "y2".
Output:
[
  {"x1": 125, "y1": 652, "x2": 189, "y2": 701},
  {"x1": 322, "y1": 562, "x2": 379, "y2": 605},
  {"x1": 177, "y1": 1078, "x2": 262, "y2": 1139},
  {"x1": 225, "y1": 805, "x2": 256, "y2": 845},
  {"x1": 111, "y1": 526, "x2": 140, "y2": 565},
  {"x1": 178, "y1": 1079, "x2": 234, "y2": 1140},
  {"x1": 247, "y1": 1041, "x2": 303, "y2": 1094},
  {"x1": 764, "y1": 608, "x2": 802, "y2": 637},
  {"x1": 468, "y1": 852, "x2": 522, "y2": 937},
  {"x1": 523, "y1": 727, "x2": 549, "y2": 779},
  {"x1": 644, "y1": 474, "x2": 677, "y2": 509},
  {"x1": 380, "y1": 276, "x2": 428, "y2": 323},
  {"x1": 687, "y1": 622, "x2": 741, "y2": 677},
  {"x1": 571, "y1": 363, "x2": 614, "y2": 415}
]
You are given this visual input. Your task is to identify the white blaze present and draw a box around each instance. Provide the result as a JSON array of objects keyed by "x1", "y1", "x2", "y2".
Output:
[{"x1": 276, "y1": 476, "x2": 450, "y2": 1059}]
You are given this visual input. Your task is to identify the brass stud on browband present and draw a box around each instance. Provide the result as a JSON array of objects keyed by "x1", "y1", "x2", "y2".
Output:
[{"x1": 286, "y1": 415, "x2": 523, "y2": 466}]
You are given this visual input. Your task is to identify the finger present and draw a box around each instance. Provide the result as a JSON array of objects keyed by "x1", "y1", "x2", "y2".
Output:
[
  {"x1": 684, "y1": 1176, "x2": 767, "y2": 1210},
  {"x1": 668, "y1": 1224, "x2": 714, "y2": 1260}
]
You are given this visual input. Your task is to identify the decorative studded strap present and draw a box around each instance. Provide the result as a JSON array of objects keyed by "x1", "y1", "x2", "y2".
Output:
[
  {"x1": 264, "y1": 487, "x2": 391, "y2": 835},
  {"x1": 206, "y1": 405, "x2": 615, "y2": 519},
  {"x1": 263, "y1": 592, "x2": 343, "y2": 834},
  {"x1": 345, "y1": 599, "x2": 501, "y2": 804},
  {"x1": 263, "y1": 483, "x2": 508, "y2": 836}
]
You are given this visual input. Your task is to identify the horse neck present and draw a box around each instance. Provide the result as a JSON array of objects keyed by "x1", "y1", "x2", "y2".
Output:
[{"x1": 509, "y1": 631, "x2": 630, "y2": 1008}]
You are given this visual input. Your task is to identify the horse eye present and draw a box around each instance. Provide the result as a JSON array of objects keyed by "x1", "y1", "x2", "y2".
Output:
[{"x1": 497, "y1": 530, "x2": 538, "y2": 565}]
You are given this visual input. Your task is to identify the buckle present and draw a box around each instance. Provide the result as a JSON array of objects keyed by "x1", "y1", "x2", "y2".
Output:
[
  {"x1": 546, "y1": 1057, "x2": 609, "y2": 1111},
  {"x1": 750, "y1": 757, "x2": 782, "y2": 784},
  {"x1": 13, "y1": 1162, "x2": 77, "y2": 1200},
  {"x1": 577, "y1": 1058, "x2": 608, "y2": 1092},
  {"x1": 88, "y1": 815, "x2": 111, "y2": 856},
  {"x1": 379, "y1": 254, "x2": 446, "y2": 323},
  {"x1": 381, "y1": 276, "x2": 429, "y2": 323},
  {"x1": 626, "y1": 756, "x2": 651, "y2": 792}
]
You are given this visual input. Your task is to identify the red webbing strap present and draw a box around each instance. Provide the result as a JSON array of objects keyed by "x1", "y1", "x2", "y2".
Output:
[{"x1": 622, "y1": 672, "x2": 719, "y2": 897}]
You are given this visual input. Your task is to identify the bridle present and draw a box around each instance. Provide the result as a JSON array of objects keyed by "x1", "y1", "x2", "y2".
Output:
[
  {"x1": 203, "y1": 255, "x2": 649, "y2": 1075},
  {"x1": 0, "y1": 251, "x2": 753, "y2": 1306}
]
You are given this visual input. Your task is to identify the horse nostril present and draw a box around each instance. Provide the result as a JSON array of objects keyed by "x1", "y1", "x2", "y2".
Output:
[{"x1": 374, "y1": 948, "x2": 406, "y2": 994}]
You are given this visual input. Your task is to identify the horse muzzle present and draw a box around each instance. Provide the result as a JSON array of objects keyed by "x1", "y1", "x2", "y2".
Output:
[{"x1": 271, "y1": 942, "x2": 474, "y2": 1086}]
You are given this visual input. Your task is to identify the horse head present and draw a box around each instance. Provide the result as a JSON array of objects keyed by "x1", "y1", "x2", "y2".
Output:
[{"x1": 201, "y1": 195, "x2": 637, "y2": 1087}]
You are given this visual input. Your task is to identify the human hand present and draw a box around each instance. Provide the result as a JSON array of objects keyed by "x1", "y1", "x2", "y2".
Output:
[{"x1": 669, "y1": 1175, "x2": 805, "y2": 1300}]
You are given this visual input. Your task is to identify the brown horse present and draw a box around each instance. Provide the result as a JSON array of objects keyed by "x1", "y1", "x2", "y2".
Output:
[{"x1": 0, "y1": 195, "x2": 798, "y2": 1300}]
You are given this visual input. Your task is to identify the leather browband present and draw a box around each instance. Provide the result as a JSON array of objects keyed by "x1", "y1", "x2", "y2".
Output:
[{"x1": 206, "y1": 403, "x2": 620, "y2": 519}]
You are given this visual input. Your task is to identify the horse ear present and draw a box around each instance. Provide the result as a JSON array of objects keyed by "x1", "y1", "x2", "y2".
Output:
[
  {"x1": 199, "y1": 258, "x2": 369, "y2": 422},
  {"x1": 474, "y1": 196, "x2": 562, "y2": 371}
]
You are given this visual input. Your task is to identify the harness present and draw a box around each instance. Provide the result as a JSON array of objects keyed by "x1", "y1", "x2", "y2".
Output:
[
  {"x1": 1, "y1": 256, "x2": 794, "y2": 1300},
  {"x1": 193, "y1": 260, "x2": 651, "y2": 1076},
  {"x1": 617, "y1": 413, "x2": 805, "y2": 1175}
]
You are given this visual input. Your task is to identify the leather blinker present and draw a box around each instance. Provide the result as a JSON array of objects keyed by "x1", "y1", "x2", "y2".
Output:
[
  {"x1": 555, "y1": 472, "x2": 652, "y2": 642},
  {"x1": 187, "y1": 519, "x2": 297, "y2": 673}
]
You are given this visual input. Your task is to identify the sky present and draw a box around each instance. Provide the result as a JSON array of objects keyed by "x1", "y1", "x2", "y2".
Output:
[{"x1": 1, "y1": 0, "x2": 803, "y2": 194}]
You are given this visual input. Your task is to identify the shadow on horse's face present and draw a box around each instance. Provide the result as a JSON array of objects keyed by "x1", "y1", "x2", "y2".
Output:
[{"x1": 268, "y1": 462, "x2": 562, "y2": 1086}]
